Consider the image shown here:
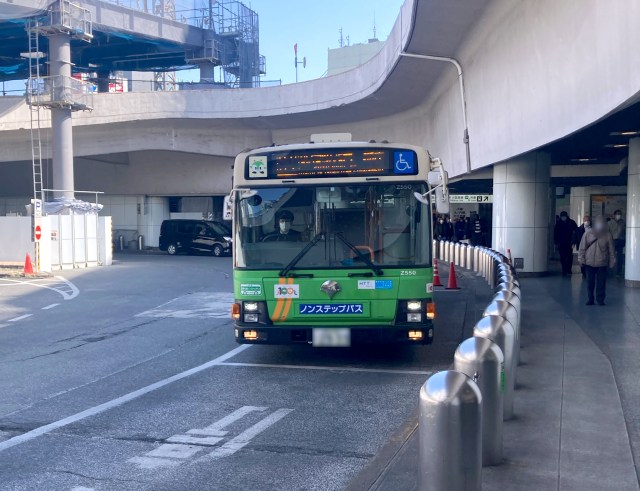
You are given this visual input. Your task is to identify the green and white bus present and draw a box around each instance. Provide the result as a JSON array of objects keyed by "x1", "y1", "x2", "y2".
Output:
[{"x1": 230, "y1": 134, "x2": 448, "y2": 347}]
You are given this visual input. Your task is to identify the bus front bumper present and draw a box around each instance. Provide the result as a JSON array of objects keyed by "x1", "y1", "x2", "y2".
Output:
[{"x1": 234, "y1": 324, "x2": 434, "y2": 346}]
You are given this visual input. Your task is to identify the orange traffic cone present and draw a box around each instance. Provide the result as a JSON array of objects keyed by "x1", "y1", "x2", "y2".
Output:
[
  {"x1": 433, "y1": 260, "x2": 443, "y2": 287},
  {"x1": 446, "y1": 261, "x2": 460, "y2": 289},
  {"x1": 23, "y1": 253, "x2": 34, "y2": 275}
]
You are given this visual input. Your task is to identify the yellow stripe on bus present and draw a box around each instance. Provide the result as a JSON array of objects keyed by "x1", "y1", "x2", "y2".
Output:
[
  {"x1": 280, "y1": 278, "x2": 295, "y2": 321},
  {"x1": 272, "y1": 278, "x2": 287, "y2": 321}
]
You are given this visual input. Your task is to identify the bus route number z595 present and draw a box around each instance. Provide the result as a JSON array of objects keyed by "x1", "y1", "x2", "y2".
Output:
[{"x1": 400, "y1": 270, "x2": 417, "y2": 276}]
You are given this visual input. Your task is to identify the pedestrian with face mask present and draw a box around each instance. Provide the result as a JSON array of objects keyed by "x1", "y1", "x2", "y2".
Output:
[
  {"x1": 554, "y1": 211, "x2": 577, "y2": 276},
  {"x1": 578, "y1": 216, "x2": 616, "y2": 305},
  {"x1": 572, "y1": 215, "x2": 590, "y2": 278}
]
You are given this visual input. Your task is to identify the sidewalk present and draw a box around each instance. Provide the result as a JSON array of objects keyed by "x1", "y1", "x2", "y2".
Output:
[{"x1": 347, "y1": 267, "x2": 640, "y2": 490}]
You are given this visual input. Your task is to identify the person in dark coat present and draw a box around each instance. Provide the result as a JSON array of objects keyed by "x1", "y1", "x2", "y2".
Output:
[
  {"x1": 572, "y1": 215, "x2": 590, "y2": 278},
  {"x1": 554, "y1": 211, "x2": 577, "y2": 276},
  {"x1": 469, "y1": 213, "x2": 486, "y2": 246},
  {"x1": 454, "y1": 217, "x2": 466, "y2": 242}
]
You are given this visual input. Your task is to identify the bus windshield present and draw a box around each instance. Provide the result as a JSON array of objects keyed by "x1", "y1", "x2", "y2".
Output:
[{"x1": 234, "y1": 183, "x2": 431, "y2": 271}]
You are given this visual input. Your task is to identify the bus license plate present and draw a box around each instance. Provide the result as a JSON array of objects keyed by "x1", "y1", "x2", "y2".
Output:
[{"x1": 312, "y1": 328, "x2": 351, "y2": 347}]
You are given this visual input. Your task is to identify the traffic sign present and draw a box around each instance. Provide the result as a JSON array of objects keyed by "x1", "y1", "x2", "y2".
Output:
[
  {"x1": 35, "y1": 225, "x2": 42, "y2": 241},
  {"x1": 33, "y1": 199, "x2": 42, "y2": 219}
]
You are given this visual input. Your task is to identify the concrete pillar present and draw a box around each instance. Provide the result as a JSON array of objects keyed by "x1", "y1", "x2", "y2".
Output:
[
  {"x1": 626, "y1": 138, "x2": 640, "y2": 287},
  {"x1": 199, "y1": 63, "x2": 215, "y2": 83},
  {"x1": 492, "y1": 153, "x2": 551, "y2": 273},
  {"x1": 569, "y1": 186, "x2": 590, "y2": 224},
  {"x1": 49, "y1": 33, "x2": 74, "y2": 200}
]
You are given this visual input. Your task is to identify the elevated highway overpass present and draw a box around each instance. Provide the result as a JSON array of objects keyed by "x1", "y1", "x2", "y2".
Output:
[{"x1": 0, "y1": 0, "x2": 639, "y2": 282}]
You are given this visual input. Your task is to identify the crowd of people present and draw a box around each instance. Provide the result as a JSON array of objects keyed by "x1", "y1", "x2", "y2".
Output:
[{"x1": 434, "y1": 212, "x2": 488, "y2": 246}]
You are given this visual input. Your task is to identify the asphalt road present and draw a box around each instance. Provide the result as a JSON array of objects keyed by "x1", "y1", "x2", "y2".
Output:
[{"x1": 0, "y1": 254, "x2": 482, "y2": 491}]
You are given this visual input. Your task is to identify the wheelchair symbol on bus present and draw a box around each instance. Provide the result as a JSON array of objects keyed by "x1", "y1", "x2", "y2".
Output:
[{"x1": 394, "y1": 151, "x2": 415, "y2": 174}]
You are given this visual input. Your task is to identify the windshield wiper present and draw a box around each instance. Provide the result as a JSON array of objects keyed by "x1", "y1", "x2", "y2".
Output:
[
  {"x1": 334, "y1": 233, "x2": 383, "y2": 276},
  {"x1": 279, "y1": 232, "x2": 325, "y2": 277}
]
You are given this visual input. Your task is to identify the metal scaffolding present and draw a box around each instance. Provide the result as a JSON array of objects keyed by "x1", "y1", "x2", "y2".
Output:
[{"x1": 106, "y1": 0, "x2": 265, "y2": 88}]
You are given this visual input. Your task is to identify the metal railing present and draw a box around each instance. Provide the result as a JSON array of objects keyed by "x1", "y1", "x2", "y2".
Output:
[
  {"x1": 26, "y1": 75, "x2": 95, "y2": 111},
  {"x1": 420, "y1": 241, "x2": 521, "y2": 490}
]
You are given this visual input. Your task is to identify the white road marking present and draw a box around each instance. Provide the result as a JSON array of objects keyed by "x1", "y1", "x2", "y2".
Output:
[
  {"x1": 136, "y1": 292, "x2": 234, "y2": 319},
  {"x1": 42, "y1": 303, "x2": 60, "y2": 310},
  {"x1": 8, "y1": 314, "x2": 32, "y2": 322},
  {"x1": 147, "y1": 443, "x2": 203, "y2": 460},
  {"x1": 166, "y1": 435, "x2": 223, "y2": 446},
  {"x1": 219, "y1": 362, "x2": 432, "y2": 376},
  {"x1": 0, "y1": 276, "x2": 79, "y2": 300},
  {"x1": 127, "y1": 456, "x2": 180, "y2": 470},
  {"x1": 0, "y1": 324, "x2": 9, "y2": 330},
  {"x1": 0, "y1": 344, "x2": 252, "y2": 453},
  {"x1": 205, "y1": 408, "x2": 294, "y2": 460},
  {"x1": 130, "y1": 406, "x2": 289, "y2": 469},
  {"x1": 71, "y1": 487, "x2": 96, "y2": 491},
  {"x1": 188, "y1": 406, "x2": 267, "y2": 437}
]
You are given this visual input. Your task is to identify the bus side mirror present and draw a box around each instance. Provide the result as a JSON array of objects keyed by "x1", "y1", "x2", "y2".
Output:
[
  {"x1": 434, "y1": 186, "x2": 450, "y2": 214},
  {"x1": 427, "y1": 168, "x2": 449, "y2": 214}
]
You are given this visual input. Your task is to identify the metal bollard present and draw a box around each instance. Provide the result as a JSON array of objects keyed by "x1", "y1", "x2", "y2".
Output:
[
  {"x1": 454, "y1": 336, "x2": 504, "y2": 466},
  {"x1": 460, "y1": 244, "x2": 466, "y2": 269},
  {"x1": 498, "y1": 281, "x2": 522, "y2": 300},
  {"x1": 439, "y1": 240, "x2": 445, "y2": 261},
  {"x1": 419, "y1": 370, "x2": 482, "y2": 491},
  {"x1": 443, "y1": 241, "x2": 448, "y2": 263},
  {"x1": 433, "y1": 240, "x2": 438, "y2": 261},
  {"x1": 494, "y1": 290, "x2": 521, "y2": 326},
  {"x1": 497, "y1": 269, "x2": 518, "y2": 286},
  {"x1": 466, "y1": 244, "x2": 474, "y2": 271},
  {"x1": 454, "y1": 242, "x2": 460, "y2": 267},
  {"x1": 484, "y1": 299, "x2": 520, "y2": 370},
  {"x1": 119, "y1": 235, "x2": 124, "y2": 251},
  {"x1": 449, "y1": 241, "x2": 455, "y2": 265},
  {"x1": 474, "y1": 315, "x2": 516, "y2": 420},
  {"x1": 138, "y1": 235, "x2": 144, "y2": 251}
]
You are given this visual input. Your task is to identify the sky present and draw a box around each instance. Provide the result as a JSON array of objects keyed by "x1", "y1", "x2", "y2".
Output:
[
  {"x1": 177, "y1": 0, "x2": 406, "y2": 85},
  {"x1": 0, "y1": 0, "x2": 406, "y2": 91}
]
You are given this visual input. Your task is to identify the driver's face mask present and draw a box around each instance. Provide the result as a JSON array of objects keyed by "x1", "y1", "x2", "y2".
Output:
[{"x1": 279, "y1": 220, "x2": 291, "y2": 234}]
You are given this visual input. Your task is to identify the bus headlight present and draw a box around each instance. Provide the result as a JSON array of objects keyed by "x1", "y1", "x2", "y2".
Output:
[
  {"x1": 243, "y1": 302, "x2": 259, "y2": 312},
  {"x1": 407, "y1": 313, "x2": 422, "y2": 323},
  {"x1": 244, "y1": 313, "x2": 259, "y2": 323},
  {"x1": 407, "y1": 300, "x2": 422, "y2": 312}
]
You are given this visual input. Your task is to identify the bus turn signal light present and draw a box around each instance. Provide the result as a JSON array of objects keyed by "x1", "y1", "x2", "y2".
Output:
[
  {"x1": 231, "y1": 303, "x2": 241, "y2": 320},
  {"x1": 426, "y1": 303, "x2": 436, "y2": 320}
]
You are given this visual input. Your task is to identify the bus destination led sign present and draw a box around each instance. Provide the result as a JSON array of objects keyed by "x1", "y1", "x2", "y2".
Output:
[{"x1": 246, "y1": 148, "x2": 418, "y2": 179}]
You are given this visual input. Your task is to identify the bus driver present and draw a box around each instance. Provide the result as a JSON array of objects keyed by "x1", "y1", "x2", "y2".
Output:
[{"x1": 262, "y1": 210, "x2": 302, "y2": 242}]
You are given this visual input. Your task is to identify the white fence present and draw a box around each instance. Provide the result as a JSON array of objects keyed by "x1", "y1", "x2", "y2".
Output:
[{"x1": 0, "y1": 215, "x2": 112, "y2": 271}]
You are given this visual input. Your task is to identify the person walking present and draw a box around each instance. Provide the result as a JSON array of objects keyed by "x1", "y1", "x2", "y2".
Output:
[
  {"x1": 611, "y1": 209, "x2": 626, "y2": 276},
  {"x1": 578, "y1": 216, "x2": 616, "y2": 306},
  {"x1": 554, "y1": 211, "x2": 577, "y2": 276},
  {"x1": 572, "y1": 215, "x2": 590, "y2": 278}
]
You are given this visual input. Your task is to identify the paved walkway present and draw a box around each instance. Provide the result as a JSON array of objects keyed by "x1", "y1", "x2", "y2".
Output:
[{"x1": 347, "y1": 267, "x2": 640, "y2": 491}]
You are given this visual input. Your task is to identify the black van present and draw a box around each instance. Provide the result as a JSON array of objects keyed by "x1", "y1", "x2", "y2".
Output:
[{"x1": 159, "y1": 219, "x2": 232, "y2": 256}]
